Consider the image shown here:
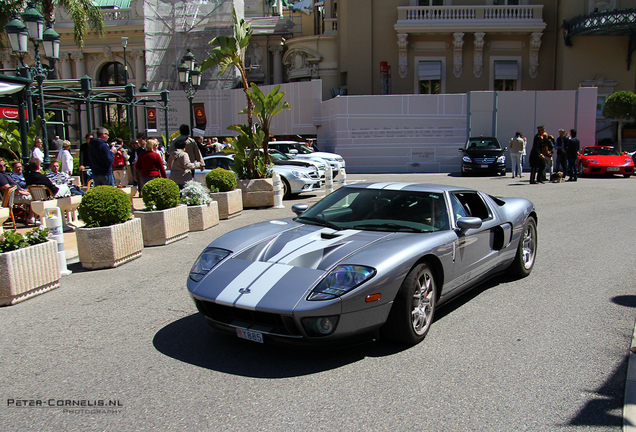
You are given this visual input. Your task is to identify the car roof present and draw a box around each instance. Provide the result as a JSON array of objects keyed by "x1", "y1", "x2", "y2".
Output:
[{"x1": 344, "y1": 182, "x2": 476, "y2": 193}]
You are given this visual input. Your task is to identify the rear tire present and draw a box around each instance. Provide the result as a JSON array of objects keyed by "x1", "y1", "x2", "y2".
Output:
[
  {"x1": 383, "y1": 262, "x2": 437, "y2": 345},
  {"x1": 507, "y1": 217, "x2": 537, "y2": 278}
]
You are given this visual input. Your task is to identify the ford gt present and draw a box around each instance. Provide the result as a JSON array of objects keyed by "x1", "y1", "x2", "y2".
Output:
[{"x1": 188, "y1": 183, "x2": 537, "y2": 347}]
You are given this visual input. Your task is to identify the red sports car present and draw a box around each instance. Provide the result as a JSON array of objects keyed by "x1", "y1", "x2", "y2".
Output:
[{"x1": 578, "y1": 146, "x2": 634, "y2": 178}]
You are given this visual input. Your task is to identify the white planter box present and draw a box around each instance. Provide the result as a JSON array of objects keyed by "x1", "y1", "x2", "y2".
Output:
[
  {"x1": 210, "y1": 189, "x2": 243, "y2": 220},
  {"x1": 0, "y1": 240, "x2": 60, "y2": 306},
  {"x1": 187, "y1": 201, "x2": 219, "y2": 232},
  {"x1": 75, "y1": 218, "x2": 143, "y2": 269},
  {"x1": 134, "y1": 205, "x2": 189, "y2": 246},
  {"x1": 237, "y1": 178, "x2": 274, "y2": 208}
]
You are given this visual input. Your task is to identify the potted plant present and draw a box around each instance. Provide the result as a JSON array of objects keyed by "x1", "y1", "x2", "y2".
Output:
[
  {"x1": 133, "y1": 178, "x2": 188, "y2": 246},
  {"x1": 202, "y1": 8, "x2": 290, "y2": 208},
  {"x1": 76, "y1": 185, "x2": 143, "y2": 269},
  {"x1": 206, "y1": 168, "x2": 242, "y2": 219},
  {"x1": 0, "y1": 227, "x2": 60, "y2": 305},
  {"x1": 181, "y1": 180, "x2": 219, "y2": 231}
]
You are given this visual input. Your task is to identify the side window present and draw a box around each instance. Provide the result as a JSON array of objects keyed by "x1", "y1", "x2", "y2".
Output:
[
  {"x1": 450, "y1": 194, "x2": 467, "y2": 222},
  {"x1": 452, "y1": 192, "x2": 491, "y2": 221}
]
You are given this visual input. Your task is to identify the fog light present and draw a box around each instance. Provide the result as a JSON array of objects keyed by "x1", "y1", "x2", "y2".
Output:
[{"x1": 302, "y1": 316, "x2": 339, "y2": 337}]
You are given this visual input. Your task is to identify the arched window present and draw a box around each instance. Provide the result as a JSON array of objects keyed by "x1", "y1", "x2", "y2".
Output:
[{"x1": 98, "y1": 62, "x2": 127, "y2": 125}]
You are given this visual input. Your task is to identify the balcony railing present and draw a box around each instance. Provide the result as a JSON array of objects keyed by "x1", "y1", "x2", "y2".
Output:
[{"x1": 396, "y1": 5, "x2": 545, "y2": 32}]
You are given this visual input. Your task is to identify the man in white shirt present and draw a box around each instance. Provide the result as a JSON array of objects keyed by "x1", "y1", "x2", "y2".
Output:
[{"x1": 32, "y1": 136, "x2": 44, "y2": 163}]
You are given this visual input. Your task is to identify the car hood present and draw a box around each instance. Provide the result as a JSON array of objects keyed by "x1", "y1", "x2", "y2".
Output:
[
  {"x1": 461, "y1": 148, "x2": 504, "y2": 156},
  {"x1": 189, "y1": 221, "x2": 394, "y2": 311},
  {"x1": 582, "y1": 155, "x2": 633, "y2": 165}
]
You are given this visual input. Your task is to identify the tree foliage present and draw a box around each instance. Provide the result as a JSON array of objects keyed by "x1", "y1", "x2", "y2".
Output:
[
  {"x1": 603, "y1": 90, "x2": 636, "y2": 152},
  {"x1": 240, "y1": 83, "x2": 290, "y2": 157},
  {"x1": 0, "y1": 0, "x2": 104, "y2": 49}
]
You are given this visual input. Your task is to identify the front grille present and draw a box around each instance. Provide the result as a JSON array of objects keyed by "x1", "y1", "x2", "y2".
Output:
[
  {"x1": 473, "y1": 157, "x2": 496, "y2": 163},
  {"x1": 194, "y1": 299, "x2": 302, "y2": 336}
]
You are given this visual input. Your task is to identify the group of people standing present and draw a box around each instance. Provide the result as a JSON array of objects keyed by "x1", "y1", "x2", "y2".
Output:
[
  {"x1": 509, "y1": 125, "x2": 580, "y2": 184},
  {"x1": 77, "y1": 124, "x2": 205, "y2": 194}
]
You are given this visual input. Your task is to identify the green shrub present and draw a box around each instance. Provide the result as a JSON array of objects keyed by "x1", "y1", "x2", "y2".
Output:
[
  {"x1": 72, "y1": 158, "x2": 80, "y2": 175},
  {"x1": 142, "y1": 178, "x2": 180, "y2": 210},
  {"x1": 78, "y1": 186, "x2": 131, "y2": 227},
  {"x1": 205, "y1": 168, "x2": 237, "y2": 192}
]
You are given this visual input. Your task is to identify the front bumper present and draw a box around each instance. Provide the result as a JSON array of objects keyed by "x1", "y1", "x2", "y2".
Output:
[{"x1": 462, "y1": 162, "x2": 506, "y2": 174}]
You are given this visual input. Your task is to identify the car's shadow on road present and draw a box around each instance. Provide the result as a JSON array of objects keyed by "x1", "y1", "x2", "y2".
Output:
[{"x1": 152, "y1": 313, "x2": 409, "y2": 378}]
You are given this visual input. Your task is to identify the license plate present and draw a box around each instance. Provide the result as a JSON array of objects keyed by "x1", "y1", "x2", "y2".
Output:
[
  {"x1": 480, "y1": 165, "x2": 488, "y2": 168},
  {"x1": 236, "y1": 328, "x2": 264, "y2": 343},
  {"x1": 607, "y1": 167, "x2": 620, "y2": 171}
]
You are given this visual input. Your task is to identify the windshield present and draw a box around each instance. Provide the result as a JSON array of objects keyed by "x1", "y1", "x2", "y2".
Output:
[
  {"x1": 465, "y1": 138, "x2": 501, "y2": 150},
  {"x1": 297, "y1": 187, "x2": 450, "y2": 232},
  {"x1": 583, "y1": 147, "x2": 620, "y2": 156}
]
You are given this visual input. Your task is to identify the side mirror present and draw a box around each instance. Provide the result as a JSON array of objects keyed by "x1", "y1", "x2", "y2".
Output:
[
  {"x1": 456, "y1": 216, "x2": 482, "y2": 233},
  {"x1": 289, "y1": 149, "x2": 298, "y2": 155},
  {"x1": 291, "y1": 203, "x2": 309, "y2": 216}
]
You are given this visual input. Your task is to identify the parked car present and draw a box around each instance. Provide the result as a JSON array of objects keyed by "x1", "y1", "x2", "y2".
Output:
[
  {"x1": 578, "y1": 146, "x2": 634, "y2": 178},
  {"x1": 268, "y1": 141, "x2": 346, "y2": 177},
  {"x1": 166, "y1": 154, "x2": 323, "y2": 199},
  {"x1": 459, "y1": 137, "x2": 507, "y2": 176},
  {"x1": 187, "y1": 182, "x2": 537, "y2": 347},
  {"x1": 269, "y1": 149, "x2": 327, "y2": 180}
]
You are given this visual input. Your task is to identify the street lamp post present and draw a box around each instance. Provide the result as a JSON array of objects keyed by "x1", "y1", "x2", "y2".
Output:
[
  {"x1": 5, "y1": 3, "x2": 60, "y2": 169},
  {"x1": 122, "y1": 36, "x2": 133, "y2": 138},
  {"x1": 177, "y1": 49, "x2": 202, "y2": 133}
]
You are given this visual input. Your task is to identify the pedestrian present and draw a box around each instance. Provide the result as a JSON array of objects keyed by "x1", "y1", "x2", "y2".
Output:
[
  {"x1": 52, "y1": 135, "x2": 64, "y2": 152},
  {"x1": 554, "y1": 129, "x2": 568, "y2": 175},
  {"x1": 136, "y1": 138, "x2": 167, "y2": 193},
  {"x1": 58, "y1": 140, "x2": 74, "y2": 176},
  {"x1": 543, "y1": 133, "x2": 554, "y2": 179},
  {"x1": 509, "y1": 131, "x2": 525, "y2": 178},
  {"x1": 32, "y1": 136, "x2": 44, "y2": 163},
  {"x1": 169, "y1": 124, "x2": 204, "y2": 171},
  {"x1": 112, "y1": 138, "x2": 129, "y2": 186},
  {"x1": 530, "y1": 125, "x2": 547, "y2": 184},
  {"x1": 79, "y1": 133, "x2": 92, "y2": 185},
  {"x1": 167, "y1": 138, "x2": 202, "y2": 188},
  {"x1": 565, "y1": 129, "x2": 580, "y2": 181},
  {"x1": 88, "y1": 126, "x2": 115, "y2": 186}
]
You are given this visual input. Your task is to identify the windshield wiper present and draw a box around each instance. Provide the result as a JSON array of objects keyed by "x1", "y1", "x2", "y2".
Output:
[
  {"x1": 297, "y1": 216, "x2": 342, "y2": 231},
  {"x1": 351, "y1": 223, "x2": 424, "y2": 233}
]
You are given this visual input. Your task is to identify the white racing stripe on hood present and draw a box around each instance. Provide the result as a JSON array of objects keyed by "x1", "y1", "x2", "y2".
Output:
[
  {"x1": 215, "y1": 262, "x2": 294, "y2": 310},
  {"x1": 215, "y1": 262, "x2": 271, "y2": 306},
  {"x1": 267, "y1": 228, "x2": 361, "y2": 265}
]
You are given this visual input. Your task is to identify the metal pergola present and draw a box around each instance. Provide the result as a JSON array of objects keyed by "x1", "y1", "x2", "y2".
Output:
[{"x1": 563, "y1": 8, "x2": 636, "y2": 70}]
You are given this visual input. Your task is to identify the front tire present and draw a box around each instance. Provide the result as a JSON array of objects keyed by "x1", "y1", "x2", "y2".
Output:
[
  {"x1": 281, "y1": 178, "x2": 291, "y2": 199},
  {"x1": 508, "y1": 217, "x2": 537, "y2": 278},
  {"x1": 383, "y1": 262, "x2": 437, "y2": 345}
]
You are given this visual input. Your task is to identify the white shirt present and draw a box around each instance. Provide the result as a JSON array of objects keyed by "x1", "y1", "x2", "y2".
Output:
[
  {"x1": 32, "y1": 147, "x2": 44, "y2": 163},
  {"x1": 59, "y1": 149, "x2": 74, "y2": 175}
]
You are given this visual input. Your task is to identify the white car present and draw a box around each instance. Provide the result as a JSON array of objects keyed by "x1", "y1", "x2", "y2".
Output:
[{"x1": 267, "y1": 141, "x2": 346, "y2": 177}]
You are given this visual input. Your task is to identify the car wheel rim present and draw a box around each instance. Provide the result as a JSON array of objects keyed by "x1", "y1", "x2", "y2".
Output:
[
  {"x1": 411, "y1": 270, "x2": 435, "y2": 335},
  {"x1": 521, "y1": 222, "x2": 536, "y2": 270}
]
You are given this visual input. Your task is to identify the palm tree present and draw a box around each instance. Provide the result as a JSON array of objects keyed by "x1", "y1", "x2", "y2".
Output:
[{"x1": 1, "y1": 0, "x2": 104, "y2": 49}]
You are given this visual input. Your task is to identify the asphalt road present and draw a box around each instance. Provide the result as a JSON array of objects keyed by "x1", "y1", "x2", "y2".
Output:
[{"x1": 1, "y1": 172, "x2": 634, "y2": 431}]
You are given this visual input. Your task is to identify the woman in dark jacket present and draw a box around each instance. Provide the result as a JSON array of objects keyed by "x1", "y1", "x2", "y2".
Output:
[{"x1": 135, "y1": 138, "x2": 166, "y2": 193}]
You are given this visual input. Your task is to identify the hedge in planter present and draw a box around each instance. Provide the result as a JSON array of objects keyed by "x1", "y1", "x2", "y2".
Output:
[
  {"x1": 0, "y1": 227, "x2": 60, "y2": 305},
  {"x1": 134, "y1": 178, "x2": 188, "y2": 246},
  {"x1": 206, "y1": 168, "x2": 242, "y2": 219},
  {"x1": 76, "y1": 186, "x2": 144, "y2": 269}
]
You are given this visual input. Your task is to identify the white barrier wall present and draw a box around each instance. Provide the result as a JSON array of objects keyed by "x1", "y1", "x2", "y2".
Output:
[
  {"x1": 157, "y1": 79, "x2": 597, "y2": 174},
  {"x1": 319, "y1": 87, "x2": 598, "y2": 173}
]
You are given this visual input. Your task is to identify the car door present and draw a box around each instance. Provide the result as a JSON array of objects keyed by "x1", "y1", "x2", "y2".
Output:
[{"x1": 446, "y1": 191, "x2": 501, "y2": 295}]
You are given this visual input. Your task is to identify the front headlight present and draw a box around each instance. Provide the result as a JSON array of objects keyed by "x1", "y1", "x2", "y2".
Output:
[
  {"x1": 497, "y1": 155, "x2": 506, "y2": 163},
  {"x1": 588, "y1": 159, "x2": 599, "y2": 164},
  {"x1": 625, "y1": 158, "x2": 633, "y2": 164},
  {"x1": 308, "y1": 265, "x2": 376, "y2": 300},
  {"x1": 291, "y1": 170, "x2": 311, "y2": 179},
  {"x1": 463, "y1": 156, "x2": 472, "y2": 163},
  {"x1": 190, "y1": 247, "x2": 231, "y2": 282}
]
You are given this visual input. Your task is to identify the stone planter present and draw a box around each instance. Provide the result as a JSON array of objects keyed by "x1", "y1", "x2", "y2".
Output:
[
  {"x1": 187, "y1": 201, "x2": 219, "y2": 232},
  {"x1": 237, "y1": 178, "x2": 274, "y2": 208},
  {"x1": 134, "y1": 204, "x2": 189, "y2": 246},
  {"x1": 75, "y1": 218, "x2": 143, "y2": 269},
  {"x1": 0, "y1": 240, "x2": 60, "y2": 306},
  {"x1": 210, "y1": 189, "x2": 243, "y2": 220}
]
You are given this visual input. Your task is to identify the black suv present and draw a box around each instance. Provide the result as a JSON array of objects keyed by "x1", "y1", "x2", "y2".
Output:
[{"x1": 459, "y1": 137, "x2": 507, "y2": 176}]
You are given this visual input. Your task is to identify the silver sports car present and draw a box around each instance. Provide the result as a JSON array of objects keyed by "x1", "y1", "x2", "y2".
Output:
[{"x1": 188, "y1": 182, "x2": 537, "y2": 347}]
